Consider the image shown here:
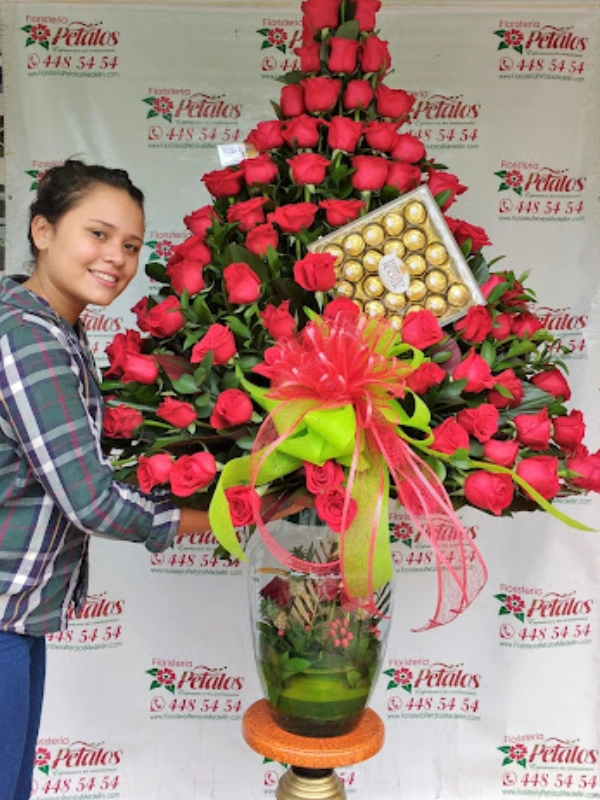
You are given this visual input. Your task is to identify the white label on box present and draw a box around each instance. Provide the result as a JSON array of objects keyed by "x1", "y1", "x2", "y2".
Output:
[{"x1": 378, "y1": 253, "x2": 410, "y2": 294}]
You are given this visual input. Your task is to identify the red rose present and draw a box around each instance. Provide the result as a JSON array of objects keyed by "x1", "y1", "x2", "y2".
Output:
[
  {"x1": 166, "y1": 259, "x2": 205, "y2": 296},
  {"x1": 191, "y1": 324, "x2": 237, "y2": 365},
  {"x1": 453, "y1": 350, "x2": 495, "y2": 393},
  {"x1": 454, "y1": 306, "x2": 494, "y2": 343},
  {"x1": 385, "y1": 162, "x2": 421, "y2": 192},
  {"x1": 168, "y1": 235, "x2": 212, "y2": 269},
  {"x1": 280, "y1": 83, "x2": 305, "y2": 117},
  {"x1": 210, "y1": 389, "x2": 254, "y2": 429},
  {"x1": 531, "y1": 368, "x2": 571, "y2": 401},
  {"x1": 131, "y1": 297, "x2": 149, "y2": 331},
  {"x1": 401, "y1": 309, "x2": 444, "y2": 349},
  {"x1": 282, "y1": 115, "x2": 323, "y2": 149},
  {"x1": 514, "y1": 408, "x2": 551, "y2": 450},
  {"x1": 491, "y1": 312, "x2": 512, "y2": 341},
  {"x1": 464, "y1": 471, "x2": 514, "y2": 515},
  {"x1": 224, "y1": 262, "x2": 262, "y2": 304},
  {"x1": 327, "y1": 117, "x2": 364, "y2": 153},
  {"x1": 301, "y1": 76, "x2": 342, "y2": 113},
  {"x1": 567, "y1": 450, "x2": 600, "y2": 492},
  {"x1": 359, "y1": 36, "x2": 390, "y2": 75},
  {"x1": 319, "y1": 198, "x2": 365, "y2": 227},
  {"x1": 483, "y1": 438, "x2": 520, "y2": 468},
  {"x1": 137, "y1": 453, "x2": 173, "y2": 492},
  {"x1": 431, "y1": 418, "x2": 470, "y2": 454},
  {"x1": 103, "y1": 405, "x2": 143, "y2": 438},
  {"x1": 445, "y1": 217, "x2": 491, "y2": 251},
  {"x1": 246, "y1": 222, "x2": 279, "y2": 256},
  {"x1": 457, "y1": 404, "x2": 499, "y2": 443},
  {"x1": 305, "y1": 460, "x2": 345, "y2": 493},
  {"x1": 364, "y1": 120, "x2": 399, "y2": 152},
  {"x1": 405, "y1": 362, "x2": 446, "y2": 394},
  {"x1": 427, "y1": 169, "x2": 467, "y2": 210},
  {"x1": 202, "y1": 166, "x2": 245, "y2": 199},
  {"x1": 225, "y1": 486, "x2": 262, "y2": 526},
  {"x1": 170, "y1": 452, "x2": 217, "y2": 497},
  {"x1": 511, "y1": 313, "x2": 543, "y2": 338},
  {"x1": 294, "y1": 38, "x2": 321, "y2": 72},
  {"x1": 294, "y1": 252, "x2": 337, "y2": 292},
  {"x1": 323, "y1": 297, "x2": 361, "y2": 320},
  {"x1": 391, "y1": 133, "x2": 425, "y2": 163},
  {"x1": 246, "y1": 120, "x2": 285, "y2": 152},
  {"x1": 144, "y1": 296, "x2": 185, "y2": 338},
  {"x1": 242, "y1": 154, "x2": 279, "y2": 187},
  {"x1": 156, "y1": 397, "x2": 197, "y2": 428},
  {"x1": 328, "y1": 37, "x2": 360, "y2": 73},
  {"x1": 104, "y1": 330, "x2": 142, "y2": 377},
  {"x1": 315, "y1": 487, "x2": 358, "y2": 533},
  {"x1": 301, "y1": 0, "x2": 342, "y2": 31},
  {"x1": 261, "y1": 301, "x2": 297, "y2": 339},
  {"x1": 354, "y1": 0, "x2": 382, "y2": 31},
  {"x1": 287, "y1": 153, "x2": 331, "y2": 186},
  {"x1": 269, "y1": 202, "x2": 318, "y2": 233},
  {"x1": 487, "y1": 369, "x2": 524, "y2": 409},
  {"x1": 343, "y1": 79, "x2": 374, "y2": 111},
  {"x1": 121, "y1": 353, "x2": 159, "y2": 385},
  {"x1": 226, "y1": 197, "x2": 267, "y2": 233},
  {"x1": 516, "y1": 456, "x2": 560, "y2": 500},
  {"x1": 183, "y1": 205, "x2": 217, "y2": 237},
  {"x1": 375, "y1": 85, "x2": 415, "y2": 119},
  {"x1": 481, "y1": 273, "x2": 505, "y2": 301},
  {"x1": 351, "y1": 155, "x2": 389, "y2": 191},
  {"x1": 553, "y1": 410, "x2": 585, "y2": 452}
]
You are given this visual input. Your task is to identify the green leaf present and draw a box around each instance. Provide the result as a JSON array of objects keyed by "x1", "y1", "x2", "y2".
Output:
[
  {"x1": 150, "y1": 680, "x2": 161, "y2": 690},
  {"x1": 494, "y1": 594, "x2": 507, "y2": 602},
  {"x1": 278, "y1": 70, "x2": 307, "y2": 85},
  {"x1": 431, "y1": 350, "x2": 452, "y2": 364},
  {"x1": 224, "y1": 315, "x2": 251, "y2": 339},
  {"x1": 146, "y1": 668, "x2": 159, "y2": 676},
  {"x1": 146, "y1": 261, "x2": 168, "y2": 283},
  {"x1": 486, "y1": 281, "x2": 509, "y2": 305},
  {"x1": 480, "y1": 339, "x2": 497, "y2": 366},
  {"x1": 335, "y1": 20, "x2": 360, "y2": 39},
  {"x1": 434, "y1": 189, "x2": 452, "y2": 209},
  {"x1": 501, "y1": 756, "x2": 513, "y2": 766},
  {"x1": 437, "y1": 378, "x2": 467, "y2": 401},
  {"x1": 498, "y1": 606, "x2": 511, "y2": 616},
  {"x1": 166, "y1": 684, "x2": 176, "y2": 694},
  {"x1": 261, "y1": 40, "x2": 273, "y2": 50},
  {"x1": 387, "y1": 680, "x2": 398, "y2": 690},
  {"x1": 172, "y1": 374, "x2": 199, "y2": 394}
]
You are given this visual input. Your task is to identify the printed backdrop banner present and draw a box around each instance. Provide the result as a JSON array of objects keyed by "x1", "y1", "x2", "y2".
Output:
[{"x1": 2, "y1": 2, "x2": 600, "y2": 799}]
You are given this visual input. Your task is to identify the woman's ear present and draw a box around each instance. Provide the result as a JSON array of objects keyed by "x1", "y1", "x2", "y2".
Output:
[{"x1": 30, "y1": 215, "x2": 52, "y2": 251}]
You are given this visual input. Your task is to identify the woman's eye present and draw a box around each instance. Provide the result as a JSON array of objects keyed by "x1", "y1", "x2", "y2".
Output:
[
  {"x1": 91, "y1": 229, "x2": 106, "y2": 239},
  {"x1": 124, "y1": 243, "x2": 140, "y2": 254}
]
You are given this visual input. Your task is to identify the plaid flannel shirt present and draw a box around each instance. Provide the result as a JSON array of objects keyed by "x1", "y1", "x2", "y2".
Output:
[{"x1": 0, "y1": 277, "x2": 180, "y2": 635}]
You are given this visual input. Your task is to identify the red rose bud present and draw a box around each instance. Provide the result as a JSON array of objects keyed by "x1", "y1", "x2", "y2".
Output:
[
  {"x1": 169, "y1": 452, "x2": 217, "y2": 497},
  {"x1": 375, "y1": 84, "x2": 415, "y2": 119},
  {"x1": 191, "y1": 324, "x2": 237, "y2": 365},
  {"x1": 514, "y1": 408, "x2": 551, "y2": 450},
  {"x1": 142, "y1": 296, "x2": 185, "y2": 338},
  {"x1": 552, "y1": 410, "x2": 585, "y2": 452},
  {"x1": 359, "y1": 35, "x2": 391, "y2": 74},
  {"x1": 245, "y1": 120, "x2": 285, "y2": 152},
  {"x1": 210, "y1": 388, "x2": 254, "y2": 429},
  {"x1": 327, "y1": 117, "x2": 364, "y2": 153},
  {"x1": 183, "y1": 205, "x2": 217, "y2": 237},
  {"x1": 121, "y1": 353, "x2": 159, "y2": 385},
  {"x1": 328, "y1": 37, "x2": 360, "y2": 73},
  {"x1": 457, "y1": 404, "x2": 499, "y2": 443},
  {"x1": 279, "y1": 83, "x2": 305, "y2": 117},
  {"x1": 305, "y1": 460, "x2": 345, "y2": 494},
  {"x1": 226, "y1": 197, "x2": 268, "y2": 233},
  {"x1": 137, "y1": 453, "x2": 174, "y2": 492},
  {"x1": 454, "y1": 306, "x2": 494, "y2": 343},
  {"x1": 323, "y1": 297, "x2": 361, "y2": 320},
  {"x1": 490, "y1": 312, "x2": 512, "y2": 341},
  {"x1": 445, "y1": 217, "x2": 491, "y2": 251},
  {"x1": 156, "y1": 397, "x2": 197, "y2": 428},
  {"x1": 343, "y1": 79, "x2": 374, "y2": 111},
  {"x1": 294, "y1": 38, "x2": 321, "y2": 72},
  {"x1": 166, "y1": 259, "x2": 205, "y2": 297},
  {"x1": 301, "y1": 0, "x2": 342, "y2": 32},
  {"x1": 287, "y1": 153, "x2": 331, "y2": 186},
  {"x1": 391, "y1": 133, "x2": 426, "y2": 163},
  {"x1": 224, "y1": 262, "x2": 262, "y2": 304},
  {"x1": 167, "y1": 234, "x2": 212, "y2": 269},
  {"x1": 530, "y1": 368, "x2": 571, "y2": 401},
  {"x1": 261, "y1": 301, "x2": 297, "y2": 340},
  {"x1": 431, "y1": 418, "x2": 470, "y2": 455},
  {"x1": 294, "y1": 252, "x2": 337, "y2": 292},
  {"x1": 386, "y1": 162, "x2": 421, "y2": 193},
  {"x1": 481, "y1": 273, "x2": 506, "y2": 300},
  {"x1": 269, "y1": 202, "x2": 318, "y2": 233},
  {"x1": 453, "y1": 349, "x2": 495, "y2": 393},
  {"x1": 225, "y1": 486, "x2": 262, "y2": 527},
  {"x1": 405, "y1": 362, "x2": 446, "y2": 394},
  {"x1": 511, "y1": 313, "x2": 543, "y2": 338},
  {"x1": 315, "y1": 487, "x2": 358, "y2": 533},
  {"x1": 202, "y1": 166, "x2": 245, "y2": 199},
  {"x1": 364, "y1": 120, "x2": 399, "y2": 152},
  {"x1": 103, "y1": 405, "x2": 143, "y2": 438},
  {"x1": 464, "y1": 471, "x2": 514, "y2": 515},
  {"x1": 516, "y1": 456, "x2": 560, "y2": 500},
  {"x1": 350, "y1": 155, "x2": 389, "y2": 191},
  {"x1": 319, "y1": 198, "x2": 365, "y2": 227},
  {"x1": 242, "y1": 154, "x2": 279, "y2": 187},
  {"x1": 282, "y1": 114, "x2": 323, "y2": 149},
  {"x1": 301, "y1": 76, "x2": 342, "y2": 113},
  {"x1": 245, "y1": 222, "x2": 279, "y2": 256},
  {"x1": 483, "y1": 438, "x2": 520, "y2": 468},
  {"x1": 354, "y1": 0, "x2": 382, "y2": 31},
  {"x1": 104, "y1": 329, "x2": 142, "y2": 377},
  {"x1": 400, "y1": 309, "x2": 444, "y2": 349},
  {"x1": 566, "y1": 450, "x2": 600, "y2": 492},
  {"x1": 427, "y1": 168, "x2": 467, "y2": 210},
  {"x1": 487, "y1": 368, "x2": 524, "y2": 409}
]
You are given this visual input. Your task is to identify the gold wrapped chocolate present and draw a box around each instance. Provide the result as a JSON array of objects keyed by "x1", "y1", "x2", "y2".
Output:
[
  {"x1": 389, "y1": 315, "x2": 404, "y2": 331},
  {"x1": 307, "y1": 186, "x2": 486, "y2": 327}
]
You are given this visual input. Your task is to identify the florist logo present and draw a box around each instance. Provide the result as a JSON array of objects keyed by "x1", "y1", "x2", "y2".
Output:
[
  {"x1": 498, "y1": 742, "x2": 529, "y2": 769},
  {"x1": 495, "y1": 165, "x2": 585, "y2": 195},
  {"x1": 494, "y1": 28, "x2": 526, "y2": 54},
  {"x1": 494, "y1": 25, "x2": 587, "y2": 54},
  {"x1": 495, "y1": 168, "x2": 524, "y2": 195},
  {"x1": 35, "y1": 747, "x2": 53, "y2": 775},
  {"x1": 143, "y1": 95, "x2": 174, "y2": 122},
  {"x1": 383, "y1": 666, "x2": 414, "y2": 693},
  {"x1": 257, "y1": 26, "x2": 294, "y2": 53},
  {"x1": 21, "y1": 19, "x2": 120, "y2": 49},
  {"x1": 146, "y1": 238, "x2": 175, "y2": 263},
  {"x1": 496, "y1": 592, "x2": 526, "y2": 622},
  {"x1": 147, "y1": 667, "x2": 177, "y2": 694},
  {"x1": 146, "y1": 662, "x2": 245, "y2": 693},
  {"x1": 389, "y1": 520, "x2": 414, "y2": 548},
  {"x1": 22, "y1": 23, "x2": 52, "y2": 49}
]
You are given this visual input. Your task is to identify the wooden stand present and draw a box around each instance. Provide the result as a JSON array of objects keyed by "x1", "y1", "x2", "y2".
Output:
[{"x1": 242, "y1": 700, "x2": 385, "y2": 800}]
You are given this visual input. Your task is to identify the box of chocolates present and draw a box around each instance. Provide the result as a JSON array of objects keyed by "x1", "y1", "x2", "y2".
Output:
[{"x1": 308, "y1": 185, "x2": 486, "y2": 330}]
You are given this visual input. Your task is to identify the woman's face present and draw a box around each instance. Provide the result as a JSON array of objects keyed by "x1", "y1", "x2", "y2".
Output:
[{"x1": 29, "y1": 185, "x2": 144, "y2": 324}]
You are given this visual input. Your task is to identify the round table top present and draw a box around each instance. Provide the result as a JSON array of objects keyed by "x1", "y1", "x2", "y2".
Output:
[{"x1": 242, "y1": 700, "x2": 385, "y2": 769}]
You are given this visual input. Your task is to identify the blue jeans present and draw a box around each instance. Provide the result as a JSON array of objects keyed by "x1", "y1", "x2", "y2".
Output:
[{"x1": 0, "y1": 632, "x2": 46, "y2": 800}]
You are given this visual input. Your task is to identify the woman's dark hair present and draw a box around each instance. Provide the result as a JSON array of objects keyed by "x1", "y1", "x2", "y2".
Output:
[{"x1": 28, "y1": 158, "x2": 145, "y2": 258}]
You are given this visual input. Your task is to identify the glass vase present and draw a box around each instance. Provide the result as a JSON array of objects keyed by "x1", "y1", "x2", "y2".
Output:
[{"x1": 248, "y1": 509, "x2": 393, "y2": 738}]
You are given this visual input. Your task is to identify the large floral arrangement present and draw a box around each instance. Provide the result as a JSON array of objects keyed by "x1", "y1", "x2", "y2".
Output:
[{"x1": 101, "y1": 0, "x2": 599, "y2": 624}]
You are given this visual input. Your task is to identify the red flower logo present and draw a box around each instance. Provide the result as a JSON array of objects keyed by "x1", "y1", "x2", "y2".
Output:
[
  {"x1": 390, "y1": 521, "x2": 413, "y2": 546},
  {"x1": 153, "y1": 96, "x2": 173, "y2": 116},
  {"x1": 505, "y1": 170, "x2": 523, "y2": 188},
  {"x1": 498, "y1": 741, "x2": 528, "y2": 768},
  {"x1": 35, "y1": 747, "x2": 52, "y2": 775},
  {"x1": 509, "y1": 744, "x2": 527, "y2": 761},
  {"x1": 143, "y1": 95, "x2": 174, "y2": 121},
  {"x1": 394, "y1": 668, "x2": 413, "y2": 686},
  {"x1": 31, "y1": 24, "x2": 51, "y2": 42},
  {"x1": 494, "y1": 168, "x2": 524, "y2": 195},
  {"x1": 157, "y1": 668, "x2": 176, "y2": 686},
  {"x1": 147, "y1": 666, "x2": 177, "y2": 693},
  {"x1": 257, "y1": 26, "x2": 289, "y2": 53},
  {"x1": 495, "y1": 592, "x2": 526, "y2": 622},
  {"x1": 503, "y1": 29, "x2": 523, "y2": 48},
  {"x1": 154, "y1": 239, "x2": 174, "y2": 259}
]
